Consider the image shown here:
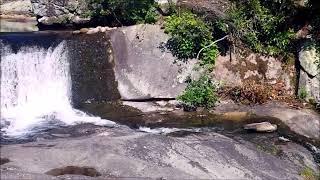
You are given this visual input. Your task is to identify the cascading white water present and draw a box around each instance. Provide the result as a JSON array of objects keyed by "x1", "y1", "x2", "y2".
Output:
[{"x1": 0, "y1": 41, "x2": 115, "y2": 137}]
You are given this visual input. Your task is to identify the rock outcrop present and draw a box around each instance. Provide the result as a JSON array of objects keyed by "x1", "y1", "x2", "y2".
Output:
[
  {"x1": 213, "y1": 53, "x2": 295, "y2": 94},
  {"x1": 178, "y1": 0, "x2": 230, "y2": 19},
  {"x1": 155, "y1": 0, "x2": 177, "y2": 14},
  {"x1": 30, "y1": 0, "x2": 90, "y2": 27},
  {"x1": 298, "y1": 45, "x2": 320, "y2": 102},
  {"x1": 110, "y1": 24, "x2": 194, "y2": 100},
  {"x1": 0, "y1": 0, "x2": 33, "y2": 16}
]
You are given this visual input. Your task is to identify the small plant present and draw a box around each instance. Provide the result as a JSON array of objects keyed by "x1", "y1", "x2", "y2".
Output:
[
  {"x1": 164, "y1": 11, "x2": 219, "y2": 67},
  {"x1": 300, "y1": 167, "x2": 319, "y2": 180},
  {"x1": 298, "y1": 87, "x2": 308, "y2": 100},
  {"x1": 177, "y1": 75, "x2": 219, "y2": 110}
]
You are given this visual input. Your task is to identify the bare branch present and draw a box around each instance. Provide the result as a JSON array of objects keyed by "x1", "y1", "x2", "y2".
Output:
[{"x1": 196, "y1": 35, "x2": 229, "y2": 60}]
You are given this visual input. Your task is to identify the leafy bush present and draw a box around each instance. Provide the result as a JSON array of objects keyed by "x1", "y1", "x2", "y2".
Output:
[
  {"x1": 177, "y1": 75, "x2": 219, "y2": 109},
  {"x1": 226, "y1": 0, "x2": 296, "y2": 56},
  {"x1": 164, "y1": 11, "x2": 219, "y2": 67},
  {"x1": 88, "y1": 0, "x2": 158, "y2": 25}
]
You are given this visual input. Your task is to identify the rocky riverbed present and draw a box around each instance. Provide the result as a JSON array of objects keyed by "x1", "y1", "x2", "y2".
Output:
[
  {"x1": 1, "y1": 100, "x2": 320, "y2": 179},
  {"x1": 0, "y1": 122, "x2": 319, "y2": 180}
]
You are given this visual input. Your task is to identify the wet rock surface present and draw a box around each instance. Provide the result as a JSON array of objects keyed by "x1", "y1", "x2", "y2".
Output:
[
  {"x1": 1, "y1": 99, "x2": 319, "y2": 179},
  {"x1": 1, "y1": 125, "x2": 318, "y2": 180},
  {"x1": 0, "y1": 158, "x2": 10, "y2": 165},
  {"x1": 45, "y1": 166, "x2": 101, "y2": 177},
  {"x1": 214, "y1": 101, "x2": 320, "y2": 144}
]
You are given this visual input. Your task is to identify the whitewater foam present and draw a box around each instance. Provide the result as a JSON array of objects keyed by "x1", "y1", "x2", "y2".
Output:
[{"x1": 0, "y1": 41, "x2": 115, "y2": 137}]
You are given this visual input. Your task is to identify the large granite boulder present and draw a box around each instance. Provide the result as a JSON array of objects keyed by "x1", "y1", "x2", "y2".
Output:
[
  {"x1": 298, "y1": 45, "x2": 320, "y2": 102},
  {"x1": 299, "y1": 47, "x2": 319, "y2": 77},
  {"x1": 109, "y1": 24, "x2": 194, "y2": 100}
]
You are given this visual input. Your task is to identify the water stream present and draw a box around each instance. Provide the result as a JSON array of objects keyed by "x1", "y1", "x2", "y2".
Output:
[{"x1": 0, "y1": 41, "x2": 115, "y2": 137}]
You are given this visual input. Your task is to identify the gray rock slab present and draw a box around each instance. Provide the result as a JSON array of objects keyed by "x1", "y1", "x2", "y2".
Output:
[
  {"x1": 1, "y1": 126, "x2": 317, "y2": 179},
  {"x1": 110, "y1": 24, "x2": 195, "y2": 100}
]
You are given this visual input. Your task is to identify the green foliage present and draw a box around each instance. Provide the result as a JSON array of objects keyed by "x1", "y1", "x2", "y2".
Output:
[
  {"x1": 88, "y1": 0, "x2": 158, "y2": 25},
  {"x1": 177, "y1": 75, "x2": 219, "y2": 109},
  {"x1": 300, "y1": 167, "x2": 319, "y2": 180},
  {"x1": 226, "y1": 0, "x2": 296, "y2": 56},
  {"x1": 199, "y1": 42, "x2": 219, "y2": 70},
  {"x1": 298, "y1": 87, "x2": 308, "y2": 100},
  {"x1": 164, "y1": 11, "x2": 219, "y2": 67}
]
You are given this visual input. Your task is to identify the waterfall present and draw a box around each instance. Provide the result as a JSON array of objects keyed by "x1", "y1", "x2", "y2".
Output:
[{"x1": 0, "y1": 41, "x2": 115, "y2": 137}]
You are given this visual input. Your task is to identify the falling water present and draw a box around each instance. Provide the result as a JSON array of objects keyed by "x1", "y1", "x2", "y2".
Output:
[{"x1": 0, "y1": 41, "x2": 115, "y2": 137}]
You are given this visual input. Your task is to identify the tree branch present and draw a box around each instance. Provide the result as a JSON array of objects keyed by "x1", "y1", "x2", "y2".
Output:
[{"x1": 196, "y1": 35, "x2": 229, "y2": 60}]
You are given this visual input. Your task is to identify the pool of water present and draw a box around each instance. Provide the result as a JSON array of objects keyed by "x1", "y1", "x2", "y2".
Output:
[{"x1": 0, "y1": 18, "x2": 38, "y2": 32}]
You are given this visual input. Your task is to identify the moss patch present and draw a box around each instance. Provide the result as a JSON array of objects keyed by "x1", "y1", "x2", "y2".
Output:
[{"x1": 300, "y1": 167, "x2": 320, "y2": 180}]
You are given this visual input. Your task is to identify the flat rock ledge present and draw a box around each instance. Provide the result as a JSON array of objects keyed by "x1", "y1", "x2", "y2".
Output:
[{"x1": 0, "y1": 126, "x2": 318, "y2": 179}]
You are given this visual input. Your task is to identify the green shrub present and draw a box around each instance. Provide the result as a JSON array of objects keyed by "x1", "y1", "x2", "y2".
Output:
[
  {"x1": 177, "y1": 75, "x2": 219, "y2": 109},
  {"x1": 164, "y1": 11, "x2": 219, "y2": 66},
  {"x1": 226, "y1": 0, "x2": 296, "y2": 56},
  {"x1": 199, "y1": 42, "x2": 219, "y2": 70},
  {"x1": 298, "y1": 87, "x2": 308, "y2": 100},
  {"x1": 88, "y1": 0, "x2": 158, "y2": 25}
]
